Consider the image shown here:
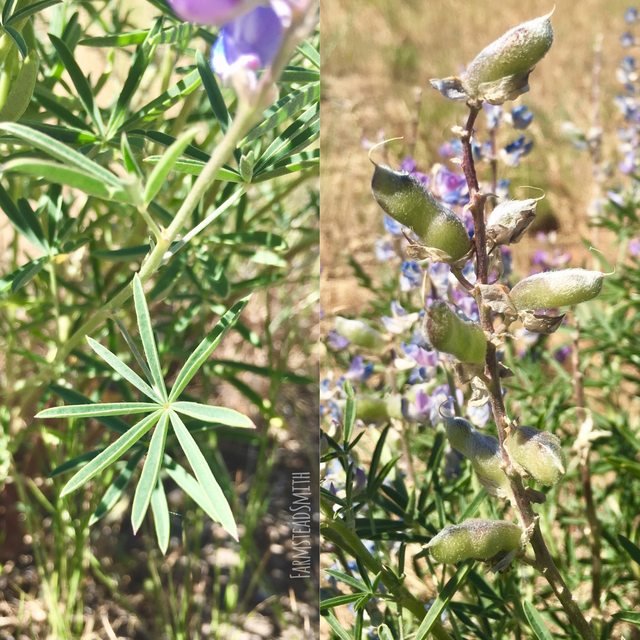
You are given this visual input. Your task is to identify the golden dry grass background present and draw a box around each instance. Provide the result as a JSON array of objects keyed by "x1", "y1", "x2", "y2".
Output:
[{"x1": 321, "y1": 0, "x2": 631, "y2": 315}]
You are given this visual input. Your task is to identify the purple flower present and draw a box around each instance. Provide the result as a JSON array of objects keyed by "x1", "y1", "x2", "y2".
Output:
[
  {"x1": 210, "y1": 5, "x2": 284, "y2": 81},
  {"x1": 427, "y1": 262, "x2": 450, "y2": 297},
  {"x1": 345, "y1": 356, "x2": 374, "y2": 382},
  {"x1": 554, "y1": 345, "x2": 572, "y2": 364},
  {"x1": 438, "y1": 139, "x2": 463, "y2": 160},
  {"x1": 483, "y1": 103, "x2": 502, "y2": 130},
  {"x1": 375, "y1": 238, "x2": 397, "y2": 261},
  {"x1": 510, "y1": 105, "x2": 534, "y2": 130},
  {"x1": 629, "y1": 236, "x2": 640, "y2": 256},
  {"x1": 168, "y1": 0, "x2": 253, "y2": 26},
  {"x1": 431, "y1": 165, "x2": 469, "y2": 206},
  {"x1": 621, "y1": 31, "x2": 635, "y2": 47},
  {"x1": 625, "y1": 7, "x2": 639, "y2": 23},
  {"x1": 327, "y1": 330, "x2": 349, "y2": 351},
  {"x1": 501, "y1": 135, "x2": 533, "y2": 166},
  {"x1": 496, "y1": 179, "x2": 510, "y2": 199},
  {"x1": 383, "y1": 214, "x2": 404, "y2": 235},
  {"x1": 400, "y1": 260, "x2": 422, "y2": 291},
  {"x1": 400, "y1": 156, "x2": 429, "y2": 185}
]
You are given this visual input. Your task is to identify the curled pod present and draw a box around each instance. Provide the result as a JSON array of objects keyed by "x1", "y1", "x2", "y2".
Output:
[
  {"x1": 505, "y1": 426, "x2": 566, "y2": 486},
  {"x1": 334, "y1": 316, "x2": 386, "y2": 350},
  {"x1": 509, "y1": 268, "x2": 605, "y2": 311},
  {"x1": 444, "y1": 415, "x2": 510, "y2": 496},
  {"x1": 425, "y1": 301, "x2": 487, "y2": 365},
  {"x1": 461, "y1": 11, "x2": 554, "y2": 104},
  {"x1": 427, "y1": 518, "x2": 521, "y2": 563},
  {"x1": 371, "y1": 162, "x2": 471, "y2": 261}
]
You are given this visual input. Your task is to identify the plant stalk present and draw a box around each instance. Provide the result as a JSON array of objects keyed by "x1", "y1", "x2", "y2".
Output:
[{"x1": 460, "y1": 104, "x2": 595, "y2": 640}]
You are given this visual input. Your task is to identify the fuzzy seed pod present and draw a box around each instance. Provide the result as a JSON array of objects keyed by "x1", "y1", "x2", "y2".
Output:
[
  {"x1": 509, "y1": 268, "x2": 605, "y2": 311},
  {"x1": 355, "y1": 395, "x2": 403, "y2": 423},
  {"x1": 371, "y1": 163, "x2": 471, "y2": 261},
  {"x1": 486, "y1": 198, "x2": 538, "y2": 245},
  {"x1": 462, "y1": 11, "x2": 554, "y2": 104},
  {"x1": 425, "y1": 302, "x2": 486, "y2": 365},
  {"x1": 334, "y1": 317, "x2": 386, "y2": 350},
  {"x1": 427, "y1": 518, "x2": 521, "y2": 563},
  {"x1": 505, "y1": 426, "x2": 566, "y2": 486},
  {"x1": 444, "y1": 416, "x2": 510, "y2": 495}
]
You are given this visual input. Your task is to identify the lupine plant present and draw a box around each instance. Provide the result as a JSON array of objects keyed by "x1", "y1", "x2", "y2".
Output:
[
  {"x1": 322, "y1": 10, "x2": 638, "y2": 640},
  {"x1": 1, "y1": 0, "x2": 318, "y2": 635}
]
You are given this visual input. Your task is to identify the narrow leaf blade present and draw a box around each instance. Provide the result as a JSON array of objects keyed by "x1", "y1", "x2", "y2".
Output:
[
  {"x1": 36, "y1": 402, "x2": 158, "y2": 419},
  {"x1": 172, "y1": 401, "x2": 254, "y2": 429},
  {"x1": 168, "y1": 411, "x2": 237, "y2": 539},
  {"x1": 131, "y1": 412, "x2": 169, "y2": 533},
  {"x1": 169, "y1": 297, "x2": 250, "y2": 401},
  {"x1": 60, "y1": 411, "x2": 161, "y2": 497},
  {"x1": 150, "y1": 478, "x2": 170, "y2": 553}
]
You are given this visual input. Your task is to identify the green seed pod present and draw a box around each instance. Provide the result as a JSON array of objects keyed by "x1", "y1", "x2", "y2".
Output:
[
  {"x1": 461, "y1": 11, "x2": 554, "y2": 104},
  {"x1": 425, "y1": 301, "x2": 486, "y2": 365},
  {"x1": 444, "y1": 416, "x2": 510, "y2": 495},
  {"x1": 334, "y1": 316, "x2": 386, "y2": 350},
  {"x1": 355, "y1": 395, "x2": 404, "y2": 423},
  {"x1": 505, "y1": 426, "x2": 566, "y2": 486},
  {"x1": 427, "y1": 518, "x2": 521, "y2": 563},
  {"x1": 509, "y1": 268, "x2": 604, "y2": 311},
  {"x1": 371, "y1": 162, "x2": 471, "y2": 261}
]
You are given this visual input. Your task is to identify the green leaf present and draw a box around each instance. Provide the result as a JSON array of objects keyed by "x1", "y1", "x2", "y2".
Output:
[
  {"x1": 141, "y1": 156, "x2": 241, "y2": 182},
  {"x1": 612, "y1": 610, "x2": 640, "y2": 625},
  {"x1": 86, "y1": 336, "x2": 162, "y2": 403},
  {"x1": 0, "y1": 257, "x2": 47, "y2": 293},
  {"x1": 322, "y1": 612, "x2": 352, "y2": 640},
  {"x1": 89, "y1": 450, "x2": 144, "y2": 524},
  {"x1": 618, "y1": 534, "x2": 640, "y2": 566},
  {"x1": 296, "y1": 41, "x2": 319, "y2": 69},
  {"x1": 143, "y1": 128, "x2": 197, "y2": 206},
  {"x1": 6, "y1": 0, "x2": 61, "y2": 24},
  {"x1": 169, "y1": 296, "x2": 250, "y2": 401},
  {"x1": 59, "y1": 410, "x2": 161, "y2": 497},
  {"x1": 131, "y1": 412, "x2": 169, "y2": 533},
  {"x1": 49, "y1": 34, "x2": 104, "y2": 133},
  {"x1": 132, "y1": 274, "x2": 167, "y2": 401},
  {"x1": 120, "y1": 133, "x2": 143, "y2": 177},
  {"x1": 168, "y1": 411, "x2": 237, "y2": 539},
  {"x1": 244, "y1": 84, "x2": 319, "y2": 143},
  {"x1": 2, "y1": 158, "x2": 133, "y2": 203},
  {"x1": 172, "y1": 401, "x2": 255, "y2": 429},
  {"x1": 523, "y1": 601, "x2": 554, "y2": 640},
  {"x1": 252, "y1": 150, "x2": 319, "y2": 182},
  {"x1": 119, "y1": 69, "x2": 201, "y2": 131},
  {"x1": 377, "y1": 624, "x2": 395, "y2": 640},
  {"x1": 0, "y1": 183, "x2": 48, "y2": 251},
  {"x1": 196, "y1": 50, "x2": 231, "y2": 132},
  {"x1": 150, "y1": 477, "x2": 170, "y2": 554},
  {"x1": 414, "y1": 562, "x2": 472, "y2": 640},
  {"x1": 343, "y1": 382, "x2": 356, "y2": 444},
  {"x1": 3, "y1": 25, "x2": 27, "y2": 58},
  {"x1": 50, "y1": 448, "x2": 102, "y2": 478},
  {"x1": 0, "y1": 123, "x2": 121, "y2": 186},
  {"x1": 320, "y1": 593, "x2": 363, "y2": 610},
  {"x1": 36, "y1": 402, "x2": 159, "y2": 419}
]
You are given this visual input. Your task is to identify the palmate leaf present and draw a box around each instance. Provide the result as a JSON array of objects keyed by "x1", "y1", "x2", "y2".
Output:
[
  {"x1": 168, "y1": 411, "x2": 238, "y2": 539},
  {"x1": 57, "y1": 410, "x2": 161, "y2": 497}
]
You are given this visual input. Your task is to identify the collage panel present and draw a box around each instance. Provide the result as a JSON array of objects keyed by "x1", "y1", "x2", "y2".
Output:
[
  {"x1": 321, "y1": 1, "x2": 640, "y2": 639},
  {"x1": 0, "y1": 0, "x2": 319, "y2": 638}
]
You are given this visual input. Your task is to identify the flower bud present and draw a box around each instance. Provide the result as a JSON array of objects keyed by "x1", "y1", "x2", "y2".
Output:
[
  {"x1": 334, "y1": 316, "x2": 386, "y2": 351},
  {"x1": 461, "y1": 11, "x2": 554, "y2": 104},
  {"x1": 509, "y1": 268, "x2": 605, "y2": 311},
  {"x1": 486, "y1": 198, "x2": 538, "y2": 245},
  {"x1": 425, "y1": 301, "x2": 486, "y2": 365},
  {"x1": 444, "y1": 416, "x2": 510, "y2": 496},
  {"x1": 427, "y1": 518, "x2": 521, "y2": 563},
  {"x1": 371, "y1": 162, "x2": 471, "y2": 261},
  {"x1": 505, "y1": 426, "x2": 566, "y2": 486}
]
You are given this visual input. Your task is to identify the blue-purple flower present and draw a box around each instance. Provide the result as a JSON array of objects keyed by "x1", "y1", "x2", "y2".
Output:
[
  {"x1": 431, "y1": 165, "x2": 469, "y2": 206},
  {"x1": 510, "y1": 105, "x2": 534, "y2": 130},
  {"x1": 400, "y1": 260, "x2": 422, "y2": 291},
  {"x1": 626, "y1": 7, "x2": 639, "y2": 23},
  {"x1": 501, "y1": 135, "x2": 534, "y2": 166},
  {"x1": 210, "y1": 5, "x2": 285, "y2": 82},
  {"x1": 168, "y1": 0, "x2": 254, "y2": 26}
]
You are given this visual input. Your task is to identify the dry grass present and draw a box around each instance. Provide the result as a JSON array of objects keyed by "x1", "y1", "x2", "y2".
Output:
[{"x1": 321, "y1": 0, "x2": 630, "y2": 315}]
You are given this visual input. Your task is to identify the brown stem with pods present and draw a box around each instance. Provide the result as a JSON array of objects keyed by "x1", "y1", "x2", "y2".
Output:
[{"x1": 459, "y1": 104, "x2": 596, "y2": 640}]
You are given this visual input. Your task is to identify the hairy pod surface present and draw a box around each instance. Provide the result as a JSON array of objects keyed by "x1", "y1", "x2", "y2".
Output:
[
  {"x1": 444, "y1": 416, "x2": 510, "y2": 495},
  {"x1": 509, "y1": 268, "x2": 604, "y2": 310},
  {"x1": 371, "y1": 163, "x2": 470, "y2": 260},
  {"x1": 334, "y1": 316, "x2": 386, "y2": 350},
  {"x1": 462, "y1": 11, "x2": 554, "y2": 103},
  {"x1": 427, "y1": 518, "x2": 521, "y2": 563},
  {"x1": 426, "y1": 301, "x2": 487, "y2": 365},
  {"x1": 505, "y1": 426, "x2": 566, "y2": 486}
]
